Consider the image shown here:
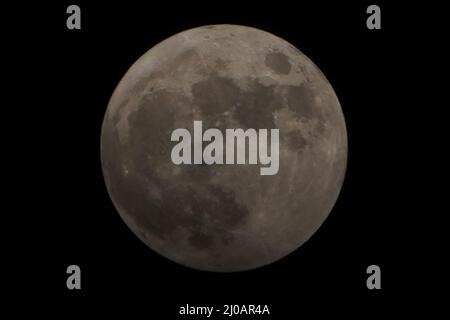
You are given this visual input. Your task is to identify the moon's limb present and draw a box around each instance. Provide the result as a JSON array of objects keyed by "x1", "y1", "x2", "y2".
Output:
[{"x1": 101, "y1": 24, "x2": 347, "y2": 272}]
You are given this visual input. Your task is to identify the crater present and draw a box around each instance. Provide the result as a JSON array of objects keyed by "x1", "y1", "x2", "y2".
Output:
[{"x1": 265, "y1": 52, "x2": 291, "y2": 74}]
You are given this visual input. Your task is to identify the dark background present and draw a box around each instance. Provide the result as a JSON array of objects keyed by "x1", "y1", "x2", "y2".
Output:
[{"x1": 14, "y1": 0, "x2": 449, "y2": 315}]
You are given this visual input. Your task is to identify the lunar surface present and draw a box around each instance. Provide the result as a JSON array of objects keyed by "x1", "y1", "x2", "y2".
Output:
[{"x1": 101, "y1": 25, "x2": 347, "y2": 272}]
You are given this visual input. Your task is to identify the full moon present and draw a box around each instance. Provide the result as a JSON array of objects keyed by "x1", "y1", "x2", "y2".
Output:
[{"x1": 101, "y1": 25, "x2": 347, "y2": 272}]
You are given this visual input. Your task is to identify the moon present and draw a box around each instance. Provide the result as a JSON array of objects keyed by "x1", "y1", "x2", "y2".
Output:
[{"x1": 101, "y1": 25, "x2": 347, "y2": 272}]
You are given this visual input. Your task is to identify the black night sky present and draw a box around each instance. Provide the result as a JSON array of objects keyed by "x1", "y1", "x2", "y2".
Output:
[{"x1": 10, "y1": 0, "x2": 449, "y2": 316}]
